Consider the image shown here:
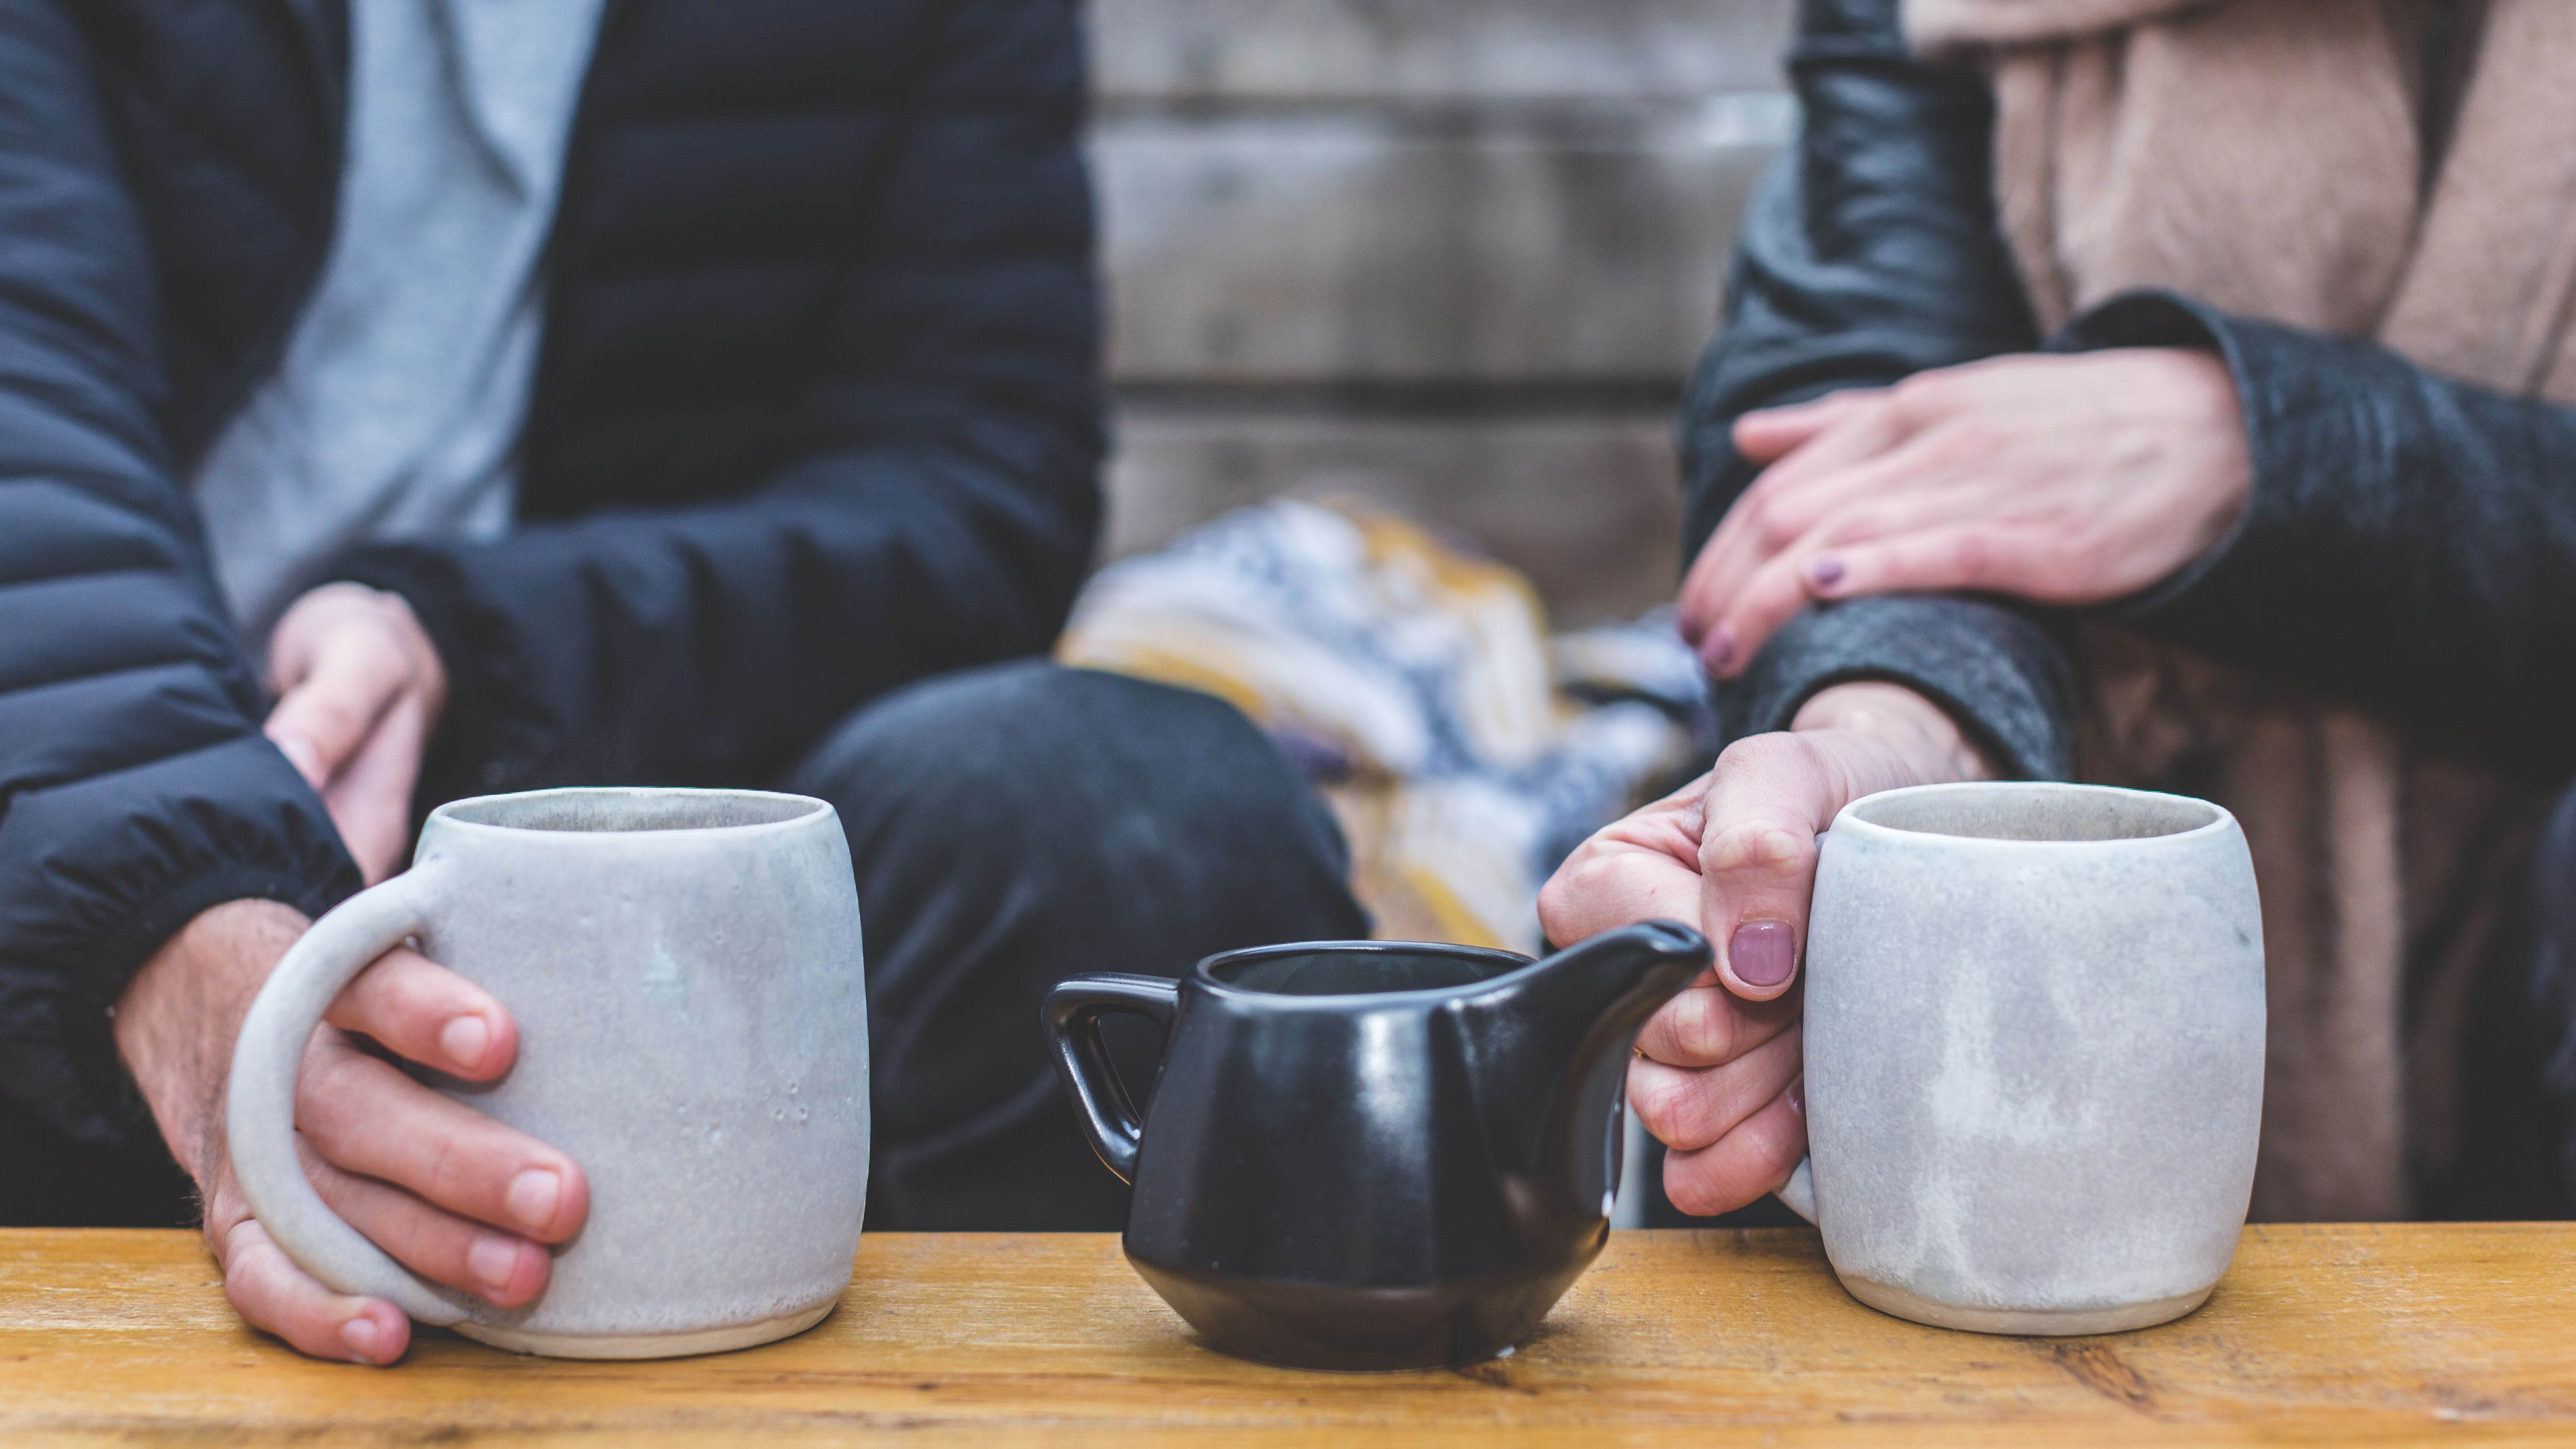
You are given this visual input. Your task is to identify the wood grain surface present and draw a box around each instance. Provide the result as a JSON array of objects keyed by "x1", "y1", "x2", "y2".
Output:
[{"x1": 2, "y1": 1225, "x2": 2570, "y2": 1446}]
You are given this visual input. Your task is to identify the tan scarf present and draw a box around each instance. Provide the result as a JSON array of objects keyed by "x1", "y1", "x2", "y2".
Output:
[{"x1": 1903, "y1": 0, "x2": 2576, "y2": 1219}]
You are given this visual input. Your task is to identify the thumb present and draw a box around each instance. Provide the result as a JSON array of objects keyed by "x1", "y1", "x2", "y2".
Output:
[{"x1": 1694, "y1": 733, "x2": 1859, "y2": 1001}]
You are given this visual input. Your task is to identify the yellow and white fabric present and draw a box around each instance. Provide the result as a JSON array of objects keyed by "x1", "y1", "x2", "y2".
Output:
[{"x1": 1059, "y1": 500, "x2": 1705, "y2": 952}]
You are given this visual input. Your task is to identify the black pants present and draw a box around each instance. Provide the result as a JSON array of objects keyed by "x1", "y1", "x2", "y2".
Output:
[
  {"x1": 1, "y1": 662, "x2": 1367, "y2": 1230},
  {"x1": 2421, "y1": 783, "x2": 2576, "y2": 1219}
]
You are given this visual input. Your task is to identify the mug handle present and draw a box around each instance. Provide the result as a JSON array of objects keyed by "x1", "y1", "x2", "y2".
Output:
[
  {"x1": 224, "y1": 861, "x2": 479, "y2": 1325},
  {"x1": 1040, "y1": 974, "x2": 1180, "y2": 1184},
  {"x1": 1776, "y1": 1155, "x2": 1817, "y2": 1224}
]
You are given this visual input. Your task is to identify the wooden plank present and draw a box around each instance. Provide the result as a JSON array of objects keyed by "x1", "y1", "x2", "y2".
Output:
[
  {"x1": 1105, "y1": 408, "x2": 1684, "y2": 626},
  {"x1": 1098, "y1": 112, "x2": 1779, "y2": 383},
  {"x1": 1094, "y1": 0, "x2": 1797, "y2": 103},
  {"x1": 2, "y1": 1226, "x2": 2572, "y2": 1445}
]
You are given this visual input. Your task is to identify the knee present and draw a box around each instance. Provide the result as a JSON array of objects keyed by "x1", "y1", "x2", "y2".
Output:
[
  {"x1": 2530, "y1": 786, "x2": 2576, "y2": 970},
  {"x1": 793, "y1": 661, "x2": 1351, "y2": 886}
]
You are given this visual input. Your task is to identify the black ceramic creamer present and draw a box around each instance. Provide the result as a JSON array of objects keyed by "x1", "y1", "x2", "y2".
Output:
[{"x1": 1041, "y1": 922, "x2": 1708, "y2": 1370}]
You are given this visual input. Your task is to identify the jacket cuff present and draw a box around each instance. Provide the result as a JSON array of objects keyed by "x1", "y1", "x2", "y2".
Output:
[
  {"x1": 2046, "y1": 289, "x2": 2271, "y2": 619},
  {"x1": 1725, "y1": 593, "x2": 2076, "y2": 780},
  {"x1": 64, "y1": 862, "x2": 336, "y2": 1142},
  {"x1": 2052, "y1": 289, "x2": 2434, "y2": 690},
  {"x1": 0, "y1": 736, "x2": 360, "y2": 1149}
]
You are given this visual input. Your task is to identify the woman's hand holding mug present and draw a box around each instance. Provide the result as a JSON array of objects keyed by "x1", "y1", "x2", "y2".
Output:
[{"x1": 1537, "y1": 681, "x2": 1994, "y2": 1215}]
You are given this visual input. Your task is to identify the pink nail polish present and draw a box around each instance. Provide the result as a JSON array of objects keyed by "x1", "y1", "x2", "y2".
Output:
[
  {"x1": 1806, "y1": 557, "x2": 1846, "y2": 590},
  {"x1": 1730, "y1": 920, "x2": 1797, "y2": 987},
  {"x1": 1703, "y1": 625, "x2": 1739, "y2": 673},
  {"x1": 1787, "y1": 1078, "x2": 1806, "y2": 1116}
]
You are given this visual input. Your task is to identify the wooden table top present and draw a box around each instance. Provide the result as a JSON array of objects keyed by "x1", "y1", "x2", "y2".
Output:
[{"x1": 2, "y1": 1225, "x2": 2570, "y2": 1446}]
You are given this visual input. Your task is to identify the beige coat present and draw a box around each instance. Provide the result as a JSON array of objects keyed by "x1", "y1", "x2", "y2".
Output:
[{"x1": 1904, "y1": 0, "x2": 2574, "y2": 1219}]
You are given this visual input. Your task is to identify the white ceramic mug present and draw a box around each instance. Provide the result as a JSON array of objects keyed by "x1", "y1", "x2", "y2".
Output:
[
  {"x1": 1777, "y1": 781, "x2": 2264, "y2": 1335},
  {"x1": 226, "y1": 788, "x2": 870, "y2": 1359}
]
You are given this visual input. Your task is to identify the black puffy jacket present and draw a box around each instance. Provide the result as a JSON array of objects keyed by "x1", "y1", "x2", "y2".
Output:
[
  {"x1": 0, "y1": 0, "x2": 1098, "y2": 1150},
  {"x1": 1692, "y1": 0, "x2": 2576, "y2": 779}
]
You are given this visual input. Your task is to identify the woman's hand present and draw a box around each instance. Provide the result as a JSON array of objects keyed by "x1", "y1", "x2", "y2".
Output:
[
  {"x1": 1680, "y1": 348, "x2": 2252, "y2": 676},
  {"x1": 265, "y1": 584, "x2": 448, "y2": 883},
  {"x1": 1537, "y1": 682, "x2": 1992, "y2": 1214}
]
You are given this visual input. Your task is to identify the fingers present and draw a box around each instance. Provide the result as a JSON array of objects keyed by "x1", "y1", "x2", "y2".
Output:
[
  {"x1": 320, "y1": 692, "x2": 434, "y2": 884},
  {"x1": 1634, "y1": 978, "x2": 1799, "y2": 1068},
  {"x1": 1629, "y1": 1022, "x2": 1802, "y2": 1151},
  {"x1": 327, "y1": 945, "x2": 517, "y2": 1081},
  {"x1": 1731, "y1": 388, "x2": 1884, "y2": 465},
  {"x1": 266, "y1": 643, "x2": 413, "y2": 791},
  {"x1": 296, "y1": 1028, "x2": 588, "y2": 1244},
  {"x1": 1684, "y1": 394, "x2": 1911, "y2": 668},
  {"x1": 1802, "y1": 525, "x2": 2063, "y2": 605},
  {"x1": 1692, "y1": 427, "x2": 1989, "y2": 677},
  {"x1": 1663, "y1": 1080, "x2": 1807, "y2": 1217},
  {"x1": 264, "y1": 583, "x2": 440, "y2": 796},
  {"x1": 301, "y1": 1135, "x2": 555, "y2": 1308},
  {"x1": 1692, "y1": 543, "x2": 1824, "y2": 683},
  {"x1": 216, "y1": 1214, "x2": 412, "y2": 1366},
  {"x1": 1547, "y1": 735, "x2": 1852, "y2": 1005},
  {"x1": 1537, "y1": 787, "x2": 1709, "y2": 949}
]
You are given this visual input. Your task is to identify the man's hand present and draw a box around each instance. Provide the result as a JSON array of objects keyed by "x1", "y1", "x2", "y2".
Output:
[
  {"x1": 266, "y1": 584, "x2": 448, "y2": 883},
  {"x1": 116, "y1": 900, "x2": 589, "y2": 1365},
  {"x1": 1680, "y1": 348, "x2": 2252, "y2": 676},
  {"x1": 1537, "y1": 683, "x2": 1992, "y2": 1215}
]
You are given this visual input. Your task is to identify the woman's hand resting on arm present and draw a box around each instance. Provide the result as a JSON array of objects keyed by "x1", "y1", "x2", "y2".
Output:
[
  {"x1": 1537, "y1": 682, "x2": 1995, "y2": 1214},
  {"x1": 1679, "y1": 348, "x2": 2253, "y2": 676}
]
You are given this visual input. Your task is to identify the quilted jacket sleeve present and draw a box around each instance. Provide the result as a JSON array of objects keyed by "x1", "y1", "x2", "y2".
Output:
[
  {"x1": 1679, "y1": 0, "x2": 2076, "y2": 779},
  {"x1": 0, "y1": 0, "x2": 359, "y2": 1148},
  {"x1": 334, "y1": 0, "x2": 1103, "y2": 799}
]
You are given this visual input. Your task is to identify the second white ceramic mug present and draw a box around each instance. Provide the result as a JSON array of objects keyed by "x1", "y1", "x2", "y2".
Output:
[
  {"x1": 226, "y1": 787, "x2": 871, "y2": 1359},
  {"x1": 1777, "y1": 781, "x2": 2264, "y2": 1335}
]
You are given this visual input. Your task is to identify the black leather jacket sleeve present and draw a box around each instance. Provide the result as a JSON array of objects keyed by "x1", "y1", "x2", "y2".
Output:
[
  {"x1": 333, "y1": 0, "x2": 1101, "y2": 801},
  {"x1": 1691, "y1": 0, "x2": 2576, "y2": 779},
  {"x1": 1679, "y1": 0, "x2": 2074, "y2": 778},
  {"x1": 0, "y1": 0, "x2": 360, "y2": 1148},
  {"x1": 2069, "y1": 291, "x2": 2576, "y2": 767}
]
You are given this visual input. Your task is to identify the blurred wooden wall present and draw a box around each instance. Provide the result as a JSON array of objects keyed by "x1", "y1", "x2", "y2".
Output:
[{"x1": 1089, "y1": 0, "x2": 1798, "y2": 626}]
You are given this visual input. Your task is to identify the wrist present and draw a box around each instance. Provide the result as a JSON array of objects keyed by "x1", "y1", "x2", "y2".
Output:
[
  {"x1": 114, "y1": 899, "x2": 310, "y2": 1183},
  {"x1": 1788, "y1": 681, "x2": 1998, "y2": 785}
]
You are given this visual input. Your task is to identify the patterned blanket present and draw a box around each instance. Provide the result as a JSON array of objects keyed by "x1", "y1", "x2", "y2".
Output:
[{"x1": 1058, "y1": 500, "x2": 1710, "y2": 952}]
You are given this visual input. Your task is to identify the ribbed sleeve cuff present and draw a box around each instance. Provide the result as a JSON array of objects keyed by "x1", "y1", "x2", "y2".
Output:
[{"x1": 1724, "y1": 593, "x2": 2076, "y2": 781}]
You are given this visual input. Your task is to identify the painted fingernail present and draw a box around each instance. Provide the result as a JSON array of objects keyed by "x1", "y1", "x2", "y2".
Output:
[
  {"x1": 1805, "y1": 556, "x2": 1846, "y2": 591},
  {"x1": 440, "y1": 1015, "x2": 491, "y2": 1073},
  {"x1": 506, "y1": 1169, "x2": 562, "y2": 1232},
  {"x1": 468, "y1": 1232, "x2": 521, "y2": 1294},
  {"x1": 340, "y1": 1315, "x2": 381, "y2": 1363},
  {"x1": 1703, "y1": 624, "x2": 1739, "y2": 673},
  {"x1": 1787, "y1": 1078, "x2": 1806, "y2": 1116},
  {"x1": 1730, "y1": 920, "x2": 1797, "y2": 987}
]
